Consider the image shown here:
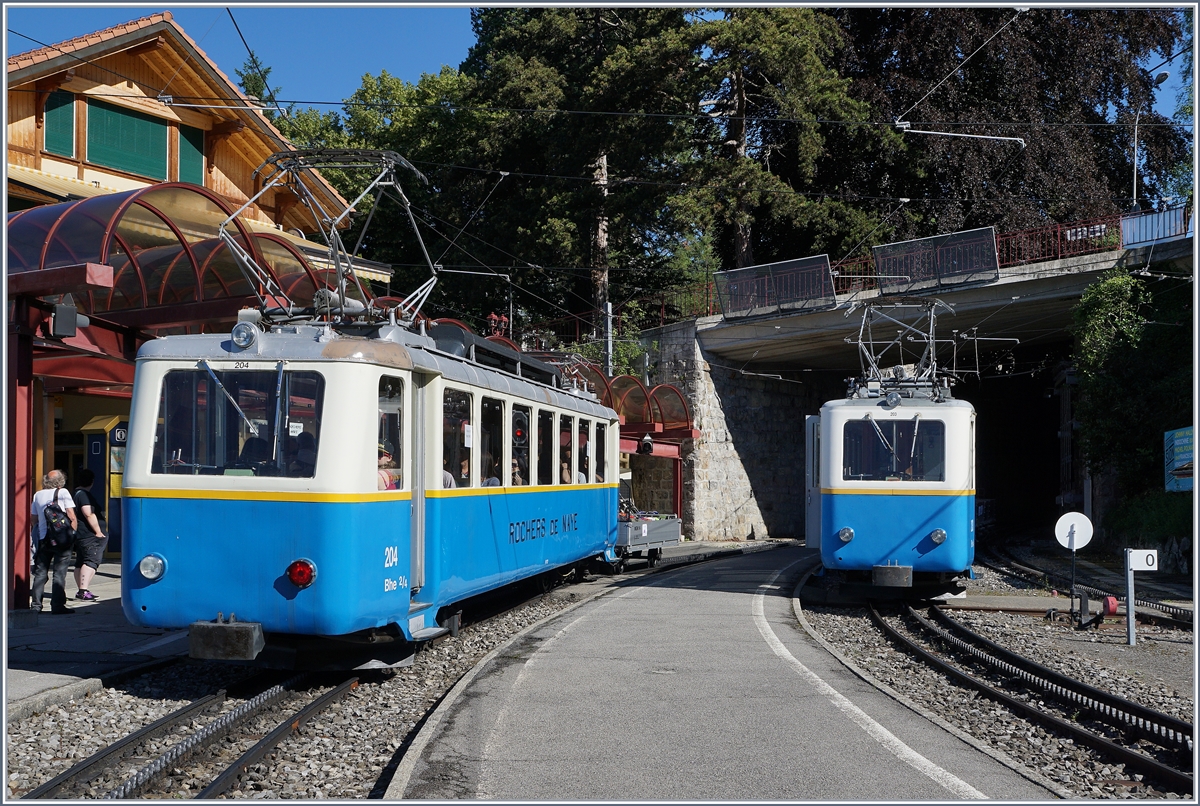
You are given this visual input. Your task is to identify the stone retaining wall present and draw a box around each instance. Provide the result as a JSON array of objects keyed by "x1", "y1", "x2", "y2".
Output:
[{"x1": 641, "y1": 320, "x2": 840, "y2": 542}]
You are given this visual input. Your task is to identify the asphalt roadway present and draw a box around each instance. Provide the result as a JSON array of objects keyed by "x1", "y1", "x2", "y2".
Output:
[{"x1": 389, "y1": 543, "x2": 1058, "y2": 801}]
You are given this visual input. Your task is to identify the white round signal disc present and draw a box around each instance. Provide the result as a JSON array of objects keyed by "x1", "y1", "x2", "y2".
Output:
[{"x1": 1054, "y1": 512, "x2": 1093, "y2": 551}]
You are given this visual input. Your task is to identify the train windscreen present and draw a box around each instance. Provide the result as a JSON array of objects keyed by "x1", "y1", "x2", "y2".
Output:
[
  {"x1": 152, "y1": 366, "x2": 324, "y2": 477},
  {"x1": 842, "y1": 418, "x2": 945, "y2": 482}
]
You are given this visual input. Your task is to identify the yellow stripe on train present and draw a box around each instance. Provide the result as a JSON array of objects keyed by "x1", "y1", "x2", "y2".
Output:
[
  {"x1": 427, "y1": 483, "x2": 618, "y2": 498},
  {"x1": 123, "y1": 488, "x2": 414, "y2": 503},
  {"x1": 821, "y1": 488, "x2": 975, "y2": 496},
  {"x1": 124, "y1": 483, "x2": 619, "y2": 503}
]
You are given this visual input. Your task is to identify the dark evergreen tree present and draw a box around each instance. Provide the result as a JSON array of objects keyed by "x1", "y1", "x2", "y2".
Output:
[{"x1": 830, "y1": 7, "x2": 1189, "y2": 235}]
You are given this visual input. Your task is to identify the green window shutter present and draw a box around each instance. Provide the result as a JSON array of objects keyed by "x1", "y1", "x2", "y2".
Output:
[
  {"x1": 86, "y1": 99, "x2": 167, "y2": 180},
  {"x1": 44, "y1": 90, "x2": 74, "y2": 157},
  {"x1": 179, "y1": 125, "x2": 205, "y2": 185}
]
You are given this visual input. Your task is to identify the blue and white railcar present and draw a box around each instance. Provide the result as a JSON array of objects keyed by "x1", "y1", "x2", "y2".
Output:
[
  {"x1": 806, "y1": 388, "x2": 975, "y2": 587},
  {"x1": 121, "y1": 320, "x2": 619, "y2": 667}
]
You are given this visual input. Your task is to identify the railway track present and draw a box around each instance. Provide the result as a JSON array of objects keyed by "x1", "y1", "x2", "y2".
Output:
[
  {"x1": 21, "y1": 672, "x2": 359, "y2": 799},
  {"x1": 867, "y1": 600, "x2": 1194, "y2": 796},
  {"x1": 978, "y1": 549, "x2": 1193, "y2": 629}
]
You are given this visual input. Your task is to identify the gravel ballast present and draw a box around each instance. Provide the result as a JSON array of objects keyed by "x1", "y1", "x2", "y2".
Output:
[{"x1": 799, "y1": 565, "x2": 1194, "y2": 800}]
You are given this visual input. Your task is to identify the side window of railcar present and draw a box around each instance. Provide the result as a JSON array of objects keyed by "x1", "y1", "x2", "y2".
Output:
[
  {"x1": 480, "y1": 397, "x2": 503, "y2": 487},
  {"x1": 536, "y1": 410, "x2": 555, "y2": 485},
  {"x1": 153, "y1": 367, "x2": 324, "y2": 477},
  {"x1": 512, "y1": 405, "x2": 530, "y2": 486},
  {"x1": 595, "y1": 423, "x2": 607, "y2": 483},
  {"x1": 578, "y1": 419, "x2": 592, "y2": 484},
  {"x1": 377, "y1": 377, "x2": 403, "y2": 491},
  {"x1": 444, "y1": 389, "x2": 472, "y2": 488},
  {"x1": 842, "y1": 418, "x2": 945, "y2": 482},
  {"x1": 559, "y1": 415, "x2": 578, "y2": 485}
]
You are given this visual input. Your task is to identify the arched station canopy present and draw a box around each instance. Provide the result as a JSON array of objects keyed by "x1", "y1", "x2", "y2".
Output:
[
  {"x1": 7, "y1": 182, "x2": 367, "y2": 332},
  {"x1": 648, "y1": 384, "x2": 693, "y2": 431},
  {"x1": 609, "y1": 375, "x2": 652, "y2": 424}
]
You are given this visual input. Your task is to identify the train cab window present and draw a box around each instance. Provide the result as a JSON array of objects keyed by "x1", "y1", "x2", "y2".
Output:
[
  {"x1": 595, "y1": 423, "x2": 607, "y2": 483},
  {"x1": 480, "y1": 397, "x2": 503, "y2": 487},
  {"x1": 536, "y1": 410, "x2": 555, "y2": 485},
  {"x1": 444, "y1": 388, "x2": 473, "y2": 487},
  {"x1": 842, "y1": 418, "x2": 945, "y2": 482},
  {"x1": 377, "y1": 377, "x2": 403, "y2": 491},
  {"x1": 512, "y1": 405, "x2": 530, "y2": 486},
  {"x1": 560, "y1": 415, "x2": 582, "y2": 484},
  {"x1": 578, "y1": 419, "x2": 592, "y2": 483},
  {"x1": 153, "y1": 366, "x2": 324, "y2": 477}
]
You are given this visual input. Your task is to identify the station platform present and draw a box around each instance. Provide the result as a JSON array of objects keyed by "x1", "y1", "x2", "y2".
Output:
[
  {"x1": 6, "y1": 560, "x2": 189, "y2": 720},
  {"x1": 5, "y1": 539, "x2": 787, "y2": 722}
]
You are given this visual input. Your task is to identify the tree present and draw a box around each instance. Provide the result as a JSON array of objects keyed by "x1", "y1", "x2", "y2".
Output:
[
  {"x1": 832, "y1": 8, "x2": 1189, "y2": 234},
  {"x1": 1072, "y1": 269, "x2": 1192, "y2": 493},
  {"x1": 234, "y1": 51, "x2": 288, "y2": 121},
  {"x1": 461, "y1": 8, "x2": 704, "y2": 330},
  {"x1": 692, "y1": 9, "x2": 884, "y2": 268},
  {"x1": 1163, "y1": 9, "x2": 1194, "y2": 208}
]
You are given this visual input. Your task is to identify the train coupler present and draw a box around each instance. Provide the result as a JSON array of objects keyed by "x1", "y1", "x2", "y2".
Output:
[
  {"x1": 872, "y1": 563, "x2": 913, "y2": 587},
  {"x1": 189, "y1": 614, "x2": 265, "y2": 660}
]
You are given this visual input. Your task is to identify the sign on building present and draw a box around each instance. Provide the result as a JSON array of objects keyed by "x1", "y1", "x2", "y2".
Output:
[{"x1": 1163, "y1": 426, "x2": 1193, "y2": 492}]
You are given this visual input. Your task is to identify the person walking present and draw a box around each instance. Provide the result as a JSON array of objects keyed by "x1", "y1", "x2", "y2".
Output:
[
  {"x1": 30, "y1": 469, "x2": 78, "y2": 614},
  {"x1": 72, "y1": 469, "x2": 109, "y2": 601}
]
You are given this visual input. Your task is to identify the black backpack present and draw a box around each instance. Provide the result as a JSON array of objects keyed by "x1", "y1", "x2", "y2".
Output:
[{"x1": 43, "y1": 491, "x2": 74, "y2": 550}]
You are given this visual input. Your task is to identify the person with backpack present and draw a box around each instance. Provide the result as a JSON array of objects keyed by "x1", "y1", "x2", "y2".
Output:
[
  {"x1": 72, "y1": 469, "x2": 109, "y2": 601},
  {"x1": 30, "y1": 469, "x2": 78, "y2": 614}
]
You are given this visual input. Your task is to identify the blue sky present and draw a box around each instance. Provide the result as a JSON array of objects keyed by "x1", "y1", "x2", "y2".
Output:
[{"x1": 5, "y1": 6, "x2": 477, "y2": 108}]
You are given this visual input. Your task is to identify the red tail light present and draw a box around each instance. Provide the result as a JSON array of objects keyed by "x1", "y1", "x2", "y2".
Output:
[{"x1": 286, "y1": 559, "x2": 316, "y2": 588}]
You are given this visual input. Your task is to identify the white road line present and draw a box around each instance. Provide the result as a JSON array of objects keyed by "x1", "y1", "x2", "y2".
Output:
[{"x1": 753, "y1": 564, "x2": 987, "y2": 800}]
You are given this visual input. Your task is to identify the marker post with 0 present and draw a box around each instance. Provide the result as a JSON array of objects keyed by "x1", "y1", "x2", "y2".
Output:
[{"x1": 1125, "y1": 549, "x2": 1158, "y2": 646}]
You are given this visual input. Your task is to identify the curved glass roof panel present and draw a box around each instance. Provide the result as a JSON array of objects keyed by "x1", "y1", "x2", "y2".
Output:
[
  {"x1": 9, "y1": 203, "x2": 74, "y2": 272},
  {"x1": 40, "y1": 191, "x2": 139, "y2": 271},
  {"x1": 256, "y1": 235, "x2": 318, "y2": 304},
  {"x1": 610, "y1": 375, "x2": 651, "y2": 423},
  {"x1": 649, "y1": 385, "x2": 692, "y2": 430},
  {"x1": 198, "y1": 236, "x2": 255, "y2": 300}
]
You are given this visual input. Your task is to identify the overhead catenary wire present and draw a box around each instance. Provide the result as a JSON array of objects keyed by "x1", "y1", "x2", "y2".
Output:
[
  {"x1": 225, "y1": 8, "x2": 288, "y2": 120},
  {"x1": 893, "y1": 8, "x2": 1028, "y2": 126}
]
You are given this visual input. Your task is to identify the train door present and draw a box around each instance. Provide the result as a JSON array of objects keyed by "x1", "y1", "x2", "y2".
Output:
[
  {"x1": 805, "y1": 415, "x2": 820, "y2": 548},
  {"x1": 410, "y1": 373, "x2": 432, "y2": 591}
]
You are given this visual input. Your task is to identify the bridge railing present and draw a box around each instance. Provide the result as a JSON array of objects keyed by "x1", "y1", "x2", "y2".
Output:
[
  {"x1": 709, "y1": 204, "x2": 1190, "y2": 321},
  {"x1": 1121, "y1": 205, "x2": 1192, "y2": 247},
  {"x1": 995, "y1": 213, "x2": 1122, "y2": 266}
]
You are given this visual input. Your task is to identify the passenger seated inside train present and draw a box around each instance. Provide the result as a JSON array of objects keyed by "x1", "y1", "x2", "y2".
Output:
[
  {"x1": 377, "y1": 442, "x2": 401, "y2": 490},
  {"x1": 511, "y1": 458, "x2": 526, "y2": 486},
  {"x1": 458, "y1": 452, "x2": 471, "y2": 487},
  {"x1": 238, "y1": 436, "x2": 269, "y2": 466},
  {"x1": 288, "y1": 431, "x2": 317, "y2": 477},
  {"x1": 481, "y1": 454, "x2": 501, "y2": 487}
]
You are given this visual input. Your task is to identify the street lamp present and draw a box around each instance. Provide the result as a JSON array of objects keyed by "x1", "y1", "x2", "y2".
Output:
[{"x1": 1132, "y1": 70, "x2": 1171, "y2": 211}]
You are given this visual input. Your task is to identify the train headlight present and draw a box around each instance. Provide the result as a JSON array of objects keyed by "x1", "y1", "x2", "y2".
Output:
[
  {"x1": 884, "y1": 391, "x2": 902, "y2": 408},
  {"x1": 231, "y1": 321, "x2": 258, "y2": 349},
  {"x1": 286, "y1": 559, "x2": 317, "y2": 589},
  {"x1": 930, "y1": 528, "x2": 947, "y2": 545},
  {"x1": 838, "y1": 527, "x2": 854, "y2": 543},
  {"x1": 138, "y1": 554, "x2": 166, "y2": 581}
]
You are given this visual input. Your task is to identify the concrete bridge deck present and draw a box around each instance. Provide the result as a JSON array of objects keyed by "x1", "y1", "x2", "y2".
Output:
[{"x1": 693, "y1": 236, "x2": 1192, "y2": 369}]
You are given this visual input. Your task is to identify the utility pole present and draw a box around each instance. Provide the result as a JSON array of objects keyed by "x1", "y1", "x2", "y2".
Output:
[
  {"x1": 604, "y1": 302, "x2": 613, "y2": 377},
  {"x1": 593, "y1": 153, "x2": 610, "y2": 336}
]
